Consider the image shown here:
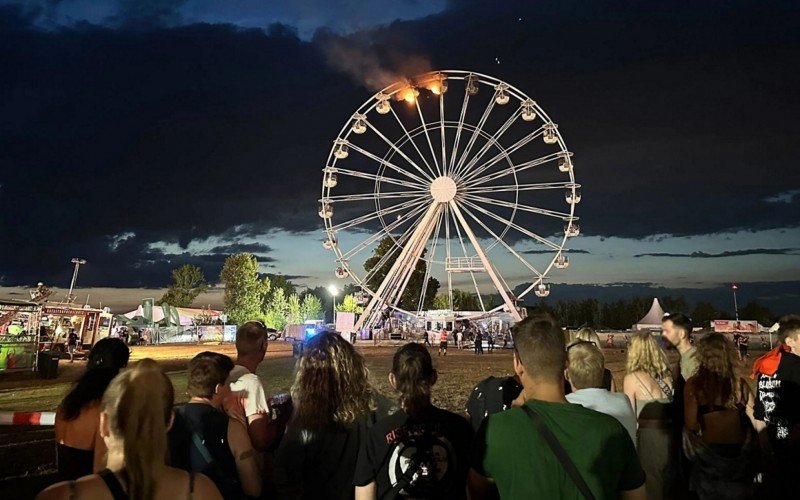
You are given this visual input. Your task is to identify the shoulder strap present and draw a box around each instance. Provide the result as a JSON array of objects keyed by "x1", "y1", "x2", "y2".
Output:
[
  {"x1": 519, "y1": 405, "x2": 596, "y2": 500},
  {"x1": 633, "y1": 373, "x2": 656, "y2": 400},
  {"x1": 187, "y1": 471, "x2": 195, "y2": 500},
  {"x1": 98, "y1": 469, "x2": 129, "y2": 500}
]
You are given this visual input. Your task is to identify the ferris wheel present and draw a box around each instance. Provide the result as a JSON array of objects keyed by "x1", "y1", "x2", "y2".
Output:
[{"x1": 319, "y1": 70, "x2": 581, "y2": 330}]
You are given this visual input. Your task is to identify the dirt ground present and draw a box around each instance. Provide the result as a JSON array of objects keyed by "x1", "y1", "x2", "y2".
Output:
[{"x1": 0, "y1": 340, "x2": 761, "y2": 497}]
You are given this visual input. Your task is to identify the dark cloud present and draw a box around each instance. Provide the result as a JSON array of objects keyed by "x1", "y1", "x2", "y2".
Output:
[
  {"x1": 523, "y1": 249, "x2": 590, "y2": 255},
  {"x1": 634, "y1": 248, "x2": 800, "y2": 258},
  {"x1": 207, "y1": 242, "x2": 273, "y2": 255},
  {"x1": 1, "y1": 0, "x2": 799, "y2": 288}
]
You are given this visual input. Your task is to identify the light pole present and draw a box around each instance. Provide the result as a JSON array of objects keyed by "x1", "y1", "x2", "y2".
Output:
[
  {"x1": 328, "y1": 285, "x2": 339, "y2": 326},
  {"x1": 731, "y1": 283, "x2": 740, "y2": 321},
  {"x1": 66, "y1": 258, "x2": 86, "y2": 303}
]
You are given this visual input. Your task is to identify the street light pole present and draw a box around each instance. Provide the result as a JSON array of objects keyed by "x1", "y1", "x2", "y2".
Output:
[
  {"x1": 731, "y1": 283, "x2": 739, "y2": 321},
  {"x1": 67, "y1": 258, "x2": 87, "y2": 303},
  {"x1": 328, "y1": 285, "x2": 339, "y2": 327}
]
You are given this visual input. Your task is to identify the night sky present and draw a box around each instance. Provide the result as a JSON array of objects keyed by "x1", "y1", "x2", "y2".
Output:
[{"x1": 0, "y1": 0, "x2": 798, "y2": 313}]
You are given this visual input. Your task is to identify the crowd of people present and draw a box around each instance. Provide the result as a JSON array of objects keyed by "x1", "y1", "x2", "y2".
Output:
[{"x1": 34, "y1": 313, "x2": 799, "y2": 499}]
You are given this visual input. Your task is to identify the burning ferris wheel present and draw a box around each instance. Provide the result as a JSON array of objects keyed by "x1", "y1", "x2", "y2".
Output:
[{"x1": 319, "y1": 70, "x2": 581, "y2": 330}]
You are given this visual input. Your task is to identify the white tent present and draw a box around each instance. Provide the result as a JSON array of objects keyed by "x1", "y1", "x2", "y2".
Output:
[
  {"x1": 632, "y1": 298, "x2": 666, "y2": 331},
  {"x1": 122, "y1": 305, "x2": 220, "y2": 326}
]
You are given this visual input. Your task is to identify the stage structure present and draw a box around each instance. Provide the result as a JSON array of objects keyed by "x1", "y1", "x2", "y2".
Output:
[{"x1": 320, "y1": 70, "x2": 581, "y2": 330}]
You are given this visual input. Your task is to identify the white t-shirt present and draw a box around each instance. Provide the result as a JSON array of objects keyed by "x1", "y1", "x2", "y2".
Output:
[
  {"x1": 228, "y1": 365, "x2": 270, "y2": 418},
  {"x1": 566, "y1": 388, "x2": 638, "y2": 448}
]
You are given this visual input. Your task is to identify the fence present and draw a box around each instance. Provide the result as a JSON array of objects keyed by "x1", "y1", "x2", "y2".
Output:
[{"x1": 152, "y1": 325, "x2": 237, "y2": 344}]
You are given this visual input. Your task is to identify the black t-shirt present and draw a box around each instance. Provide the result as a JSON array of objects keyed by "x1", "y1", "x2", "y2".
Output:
[
  {"x1": 168, "y1": 403, "x2": 241, "y2": 499},
  {"x1": 354, "y1": 406, "x2": 474, "y2": 499},
  {"x1": 275, "y1": 417, "x2": 372, "y2": 500},
  {"x1": 465, "y1": 376, "x2": 523, "y2": 432},
  {"x1": 67, "y1": 333, "x2": 78, "y2": 346},
  {"x1": 755, "y1": 352, "x2": 800, "y2": 454}
]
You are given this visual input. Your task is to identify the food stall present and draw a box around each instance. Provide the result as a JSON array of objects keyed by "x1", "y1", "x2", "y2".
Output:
[
  {"x1": 0, "y1": 299, "x2": 41, "y2": 372},
  {"x1": 40, "y1": 304, "x2": 113, "y2": 352}
]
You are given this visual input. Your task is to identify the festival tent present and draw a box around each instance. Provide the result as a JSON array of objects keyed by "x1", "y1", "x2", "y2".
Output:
[
  {"x1": 632, "y1": 298, "x2": 666, "y2": 331},
  {"x1": 122, "y1": 305, "x2": 220, "y2": 326}
]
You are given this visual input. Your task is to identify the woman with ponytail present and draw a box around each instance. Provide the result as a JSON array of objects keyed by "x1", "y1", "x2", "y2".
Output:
[
  {"x1": 354, "y1": 343, "x2": 473, "y2": 500},
  {"x1": 38, "y1": 359, "x2": 222, "y2": 500}
]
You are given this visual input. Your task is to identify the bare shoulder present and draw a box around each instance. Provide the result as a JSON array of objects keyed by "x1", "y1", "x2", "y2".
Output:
[
  {"x1": 194, "y1": 473, "x2": 223, "y2": 499},
  {"x1": 36, "y1": 476, "x2": 108, "y2": 500}
]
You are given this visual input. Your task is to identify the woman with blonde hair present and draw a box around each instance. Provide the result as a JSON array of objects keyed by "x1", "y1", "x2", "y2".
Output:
[
  {"x1": 623, "y1": 331, "x2": 675, "y2": 500},
  {"x1": 38, "y1": 359, "x2": 221, "y2": 500},
  {"x1": 683, "y1": 332, "x2": 758, "y2": 498},
  {"x1": 568, "y1": 327, "x2": 617, "y2": 391},
  {"x1": 275, "y1": 331, "x2": 377, "y2": 500}
]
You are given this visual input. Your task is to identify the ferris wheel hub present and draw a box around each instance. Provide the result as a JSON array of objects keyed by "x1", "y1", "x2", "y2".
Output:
[{"x1": 430, "y1": 176, "x2": 457, "y2": 203}]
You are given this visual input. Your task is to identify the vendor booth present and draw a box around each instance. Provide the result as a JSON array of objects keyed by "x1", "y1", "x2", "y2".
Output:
[{"x1": 0, "y1": 299, "x2": 41, "y2": 372}]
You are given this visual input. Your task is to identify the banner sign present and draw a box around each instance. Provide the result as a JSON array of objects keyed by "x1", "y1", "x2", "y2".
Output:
[
  {"x1": 713, "y1": 320, "x2": 759, "y2": 333},
  {"x1": 41, "y1": 307, "x2": 90, "y2": 316},
  {"x1": 0, "y1": 340, "x2": 37, "y2": 372}
]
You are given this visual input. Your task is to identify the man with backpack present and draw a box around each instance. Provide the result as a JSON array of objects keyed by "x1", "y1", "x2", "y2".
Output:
[{"x1": 469, "y1": 313, "x2": 646, "y2": 499}]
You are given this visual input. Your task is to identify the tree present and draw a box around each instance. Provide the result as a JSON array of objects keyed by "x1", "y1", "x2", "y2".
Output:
[
  {"x1": 219, "y1": 253, "x2": 263, "y2": 325},
  {"x1": 691, "y1": 301, "x2": 718, "y2": 329},
  {"x1": 158, "y1": 264, "x2": 208, "y2": 307},
  {"x1": 336, "y1": 294, "x2": 363, "y2": 314},
  {"x1": 263, "y1": 287, "x2": 289, "y2": 331},
  {"x1": 301, "y1": 294, "x2": 324, "y2": 321},
  {"x1": 287, "y1": 293, "x2": 302, "y2": 324},
  {"x1": 432, "y1": 293, "x2": 450, "y2": 310},
  {"x1": 452, "y1": 289, "x2": 481, "y2": 311},
  {"x1": 363, "y1": 237, "x2": 440, "y2": 311},
  {"x1": 739, "y1": 300, "x2": 774, "y2": 326},
  {"x1": 264, "y1": 274, "x2": 296, "y2": 301}
]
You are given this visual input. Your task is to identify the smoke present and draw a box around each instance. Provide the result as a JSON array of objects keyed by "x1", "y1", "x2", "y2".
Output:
[{"x1": 320, "y1": 34, "x2": 432, "y2": 92}]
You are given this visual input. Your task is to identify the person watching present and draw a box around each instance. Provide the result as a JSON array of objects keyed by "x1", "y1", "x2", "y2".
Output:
[
  {"x1": 469, "y1": 313, "x2": 646, "y2": 500},
  {"x1": 38, "y1": 359, "x2": 221, "y2": 500}
]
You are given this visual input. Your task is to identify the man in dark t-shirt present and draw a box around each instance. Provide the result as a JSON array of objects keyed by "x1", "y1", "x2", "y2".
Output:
[
  {"x1": 752, "y1": 316, "x2": 800, "y2": 494},
  {"x1": 354, "y1": 407, "x2": 474, "y2": 499}
]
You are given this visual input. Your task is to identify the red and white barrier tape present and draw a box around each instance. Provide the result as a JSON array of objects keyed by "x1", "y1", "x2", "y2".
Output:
[{"x1": 0, "y1": 411, "x2": 56, "y2": 426}]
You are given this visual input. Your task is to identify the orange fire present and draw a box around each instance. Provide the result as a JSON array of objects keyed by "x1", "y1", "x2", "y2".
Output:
[
  {"x1": 397, "y1": 87, "x2": 419, "y2": 103},
  {"x1": 429, "y1": 83, "x2": 442, "y2": 95}
]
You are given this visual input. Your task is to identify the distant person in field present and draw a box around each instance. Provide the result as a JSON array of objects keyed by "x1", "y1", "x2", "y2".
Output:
[
  {"x1": 438, "y1": 328, "x2": 448, "y2": 356},
  {"x1": 38, "y1": 359, "x2": 222, "y2": 500},
  {"x1": 469, "y1": 313, "x2": 646, "y2": 499},
  {"x1": 738, "y1": 333, "x2": 749, "y2": 359},
  {"x1": 486, "y1": 332, "x2": 495, "y2": 353},
  {"x1": 474, "y1": 330, "x2": 483, "y2": 355},
  {"x1": 54, "y1": 338, "x2": 130, "y2": 480},
  {"x1": 67, "y1": 328, "x2": 79, "y2": 363}
]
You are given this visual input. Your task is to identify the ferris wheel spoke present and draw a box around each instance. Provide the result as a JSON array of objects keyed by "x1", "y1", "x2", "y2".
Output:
[
  {"x1": 361, "y1": 206, "x2": 432, "y2": 285},
  {"x1": 466, "y1": 152, "x2": 562, "y2": 188},
  {"x1": 439, "y1": 94, "x2": 447, "y2": 176},
  {"x1": 452, "y1": 91, "x2": 499, "y2": 179},
  {"x1": 340, "y1": 202, "x2": 429, "y2": 261},
  {"x1": 323, "y1": 189, "x2": 427, "y2": 203},
  {"x1": 414, "y1": 98, "x2": 443, "y2": 176},
  {"x1": 448, "y1": 90, "x2": 471, "y2": 177},
  {"x1": 347, "y1": 142, "x2": 431, "y2": 186},
  {"x1": 416, "y1": 208, "x2": 444, "y2": 313},
  {"x1": 467, "y1": 181, "x2": 577, "y2": 195},
  {"x1": 329, "y1": 198, "x2": 425, "y2": 232},
  {"x1": 365, "y1": 120, "x2": 435, "y2": 183},
  {"x1": 390, "y1": 108, "x2": 439, "y2": 180},
  {"x1": 464, "y1": 193, "x2": 572, "y2": 220},
  {"x1": 460, "y1": 198, "x2": 563, "y2": 251},
  {"x1": 332, "y1": 167, "x2": 426, "y2": 190},
  {"x1": 460, "y1": 127, "x2": 546, "y2": 185},
  {"x1": 458, "y1": 202, "x2": 544, "y2": 279},
  {"x1": 444, "y1": 204, "x2": 453, "y2": 310},
  {"x1": 448, "y1": 205, "x2": 486, "y2": 312},
  {"x1": 452, "y1": 109, "x2": 520, "y2": 182}
]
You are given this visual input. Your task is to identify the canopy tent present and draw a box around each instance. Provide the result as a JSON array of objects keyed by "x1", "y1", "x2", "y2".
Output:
[
  {"x1": 632, "y1": 298, "x2": 666, "y2": 331},
  {"x1": 122, "y1": 305, "x2": 220, "y2": 326}
]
